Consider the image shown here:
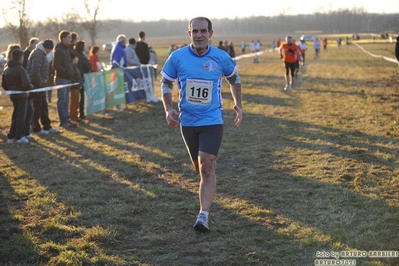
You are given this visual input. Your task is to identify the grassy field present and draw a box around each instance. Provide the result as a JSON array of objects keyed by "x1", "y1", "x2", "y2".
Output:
[{"x1": 1, "y1": 39, "x2": 399, "y2": 265}]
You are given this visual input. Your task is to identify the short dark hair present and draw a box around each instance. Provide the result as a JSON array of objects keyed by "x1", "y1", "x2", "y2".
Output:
[
  {"x1": 75, "y1": 40, "x2": 85, "y2": 53},
  {"x1": 128, "y1": 38, "x2": 136, "y2": 45},
  {"x1": 71, "y1": 32, "x2": 78, "y2": 41},
  {"x1": 188, "y1": 17, "x2": 212, "y2": 32},
  {"x1": 89, "y1": 46, "x2": 100, "y2": 55},
  {"x1": 11, "y1": 48, "x2": 24, "y2": 61},
  {"x1": 58, "y1": 30, "x2": 71, "y2": 42},
  {"x1": 138, "y1": 31, "x2": 145, "y2": 38}
]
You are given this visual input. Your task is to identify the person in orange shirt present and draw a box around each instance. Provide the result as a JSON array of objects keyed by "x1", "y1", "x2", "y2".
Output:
[
  {"x1": 89, "y1": 46, "x2": 102, "y2": 72},
  {"x1": 279, "y1": 35, "x2": 301, "y2": 90}
]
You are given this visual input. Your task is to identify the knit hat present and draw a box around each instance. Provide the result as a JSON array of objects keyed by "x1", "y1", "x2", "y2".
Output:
[{"x1": 43, "y1": 39, "x2": 54, "y2": 50}]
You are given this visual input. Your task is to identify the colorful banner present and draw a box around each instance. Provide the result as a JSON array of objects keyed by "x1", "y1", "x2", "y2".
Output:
[
  {"x1": 104, "y1": 69, "x2": 126, "y2": 107},
  {"x1": 84, "y1": 71, "x2": 106, "y2": 115},
  {"x1": 124, "y1": 67, "x2": 148, "y2": 104},
  {"x1": 83, "y1": 66, "x2": 157, "y2": 115}
]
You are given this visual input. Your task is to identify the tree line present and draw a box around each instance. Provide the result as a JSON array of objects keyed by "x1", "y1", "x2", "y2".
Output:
[{"x1": 1, "y1": 6, "x2": 398, "y2": 48}]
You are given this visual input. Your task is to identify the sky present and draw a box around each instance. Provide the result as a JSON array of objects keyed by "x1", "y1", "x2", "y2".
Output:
[{"x1": 1, "y1": 0, "x2": 399, "y2": 28}]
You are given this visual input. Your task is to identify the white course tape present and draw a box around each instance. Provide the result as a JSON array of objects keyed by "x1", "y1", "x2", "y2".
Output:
[
  {"x1": 353, "y1": 42, "x2": 399, "y2": 65},
  {"x1": 0, "y1": 82, "x2": 80, "y2": 95}
]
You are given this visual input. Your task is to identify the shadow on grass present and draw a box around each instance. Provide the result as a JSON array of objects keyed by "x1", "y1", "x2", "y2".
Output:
[
  {"x1": 0, "y1": 98, "x2": 398, "y2": 265},
  {"x1": 0, "y1": 172, "x2": 37, "y2": 264}
]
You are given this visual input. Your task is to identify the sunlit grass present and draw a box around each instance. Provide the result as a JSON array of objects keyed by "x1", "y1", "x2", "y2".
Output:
[{"x1": 0, "y1": 39, "x2": 398, "y2": 265}]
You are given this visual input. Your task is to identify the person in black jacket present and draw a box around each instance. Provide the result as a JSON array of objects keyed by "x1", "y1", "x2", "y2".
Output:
[
  {"x1": 22, "y1": 37, "x2": 39, "y2": 69},
  {"x1": 53, "y1": 30, "x2": 74, "y2": 128},
  {"x1": 74, "y1": 40, "x2": 92, "y2": 120},
  {"x1": 135, "y1": 31, "x2": 150, "y2": 64},
  {"x1": 1, "y1": 48, "x2": 33, "y2": 143}
]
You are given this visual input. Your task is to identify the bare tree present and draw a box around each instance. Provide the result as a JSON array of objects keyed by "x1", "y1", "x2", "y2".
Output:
[
  {"x1": 43, "y1": 10, "x2": 84, "y2": 42},
  {"x1": 81, "y1": 0, "x2": 107, "y2": 46},
  {"x1": 2, "y1": 0, "x2": 32, "y2": 47}
]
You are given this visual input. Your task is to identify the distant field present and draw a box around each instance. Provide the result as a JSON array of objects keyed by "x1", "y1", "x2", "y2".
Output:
[{"x1": 0, "y1": 37, "x2": 398, "y2": 265}]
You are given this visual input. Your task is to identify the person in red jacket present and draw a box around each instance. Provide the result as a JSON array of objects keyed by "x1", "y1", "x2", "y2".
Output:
[{"x1": 279, "y1": 35, "x2": 301, "y2": 90}]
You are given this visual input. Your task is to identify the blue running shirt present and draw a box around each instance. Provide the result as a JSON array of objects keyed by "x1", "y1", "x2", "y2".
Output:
[{"x1": 161, "y1": 45, "x2": 237, "y2": 127}]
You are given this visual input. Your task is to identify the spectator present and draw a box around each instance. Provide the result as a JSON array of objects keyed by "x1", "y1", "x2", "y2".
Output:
[
  {"x1": 168, "y1": 44, "x2": 177, "y2": 55},
  {"x1": 135, "y1": 31, "x2": 150, "y2": 64},
  {"x1": 110, "y1": 34, "x2": 127, "y2": 69},
  {"x1": 217, "y1": 41, "x2": 227, "y2": 52},
  {"x1": 228, "y1": 41, "x2": 235, "y2": 58},
  {"x1": 26, "y1": 39, "x2": 59, "y2": 134},
  {"x1": 395, "y1": 36, "x2": 399, "y2": 62},
  {"x1": 46, "y1": 50, "x2": 55, "y2": 103},
  {"x1": 53, "y1": 30, "x2": 74, "y2": 128},
  {"x1": 5, "y1": 44, "x2": 21, "y2": 63},
  {"x1": 2, "y1": 48, "x2": 34, "y2": 143},
  {"x1": 89, "y1": 46, "x2": 102, "y2": 72},
  {"x1": 74, "y1": 41, "x2": 92, "y2": 120},
  {"x1": 148, "y1": 46, "x2": 158, "y2": 78},
  {"x1": 23, "y1": 37, "x2": 39, "y2": 69},
  {"x1": 110, "y1": 34, "x2": 127, "y2": 110},
  {"x1": 69, "y1": 50, "x2": 82, "y2": 126},
  {"x1": 125, "y1": 38, "x2": 140, "y2": 66}
]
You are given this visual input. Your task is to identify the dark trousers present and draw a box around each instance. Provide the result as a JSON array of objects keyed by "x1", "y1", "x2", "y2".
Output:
[
  {"x1": 79, "y1": 86, "x2": 85, "y2": 118},
  {"x1": 32, "y1": 91, "x2": 51, "y2": 132},
  {"x1": 8, "y1": 98, "x2": 29, "y2": 140},
  {"x1": 25, "y1": 100, "x2": 33, "y2": 136}
]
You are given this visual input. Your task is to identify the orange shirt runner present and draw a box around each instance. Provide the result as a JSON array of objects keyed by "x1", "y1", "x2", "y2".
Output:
[{"x1": 280, "y1": 43, "x2": 300, "y2": 63}]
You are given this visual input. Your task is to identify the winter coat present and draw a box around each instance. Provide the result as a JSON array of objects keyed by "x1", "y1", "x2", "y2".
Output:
[
  {"x1": 77, "y1": 52, "x2": 92, "y2": 78},
  {"x1": 1, "y1": 59, "x2": 33, "y2": 100},
  {"x1": 53, "y1": 42, "x2": 74, "y2": 80},
  {"x1": 26, "y1": 43, "x2": 49, "y2": 88},
  {"x1": 110, "y1": 42, "x2": 127, "y2": 69}
]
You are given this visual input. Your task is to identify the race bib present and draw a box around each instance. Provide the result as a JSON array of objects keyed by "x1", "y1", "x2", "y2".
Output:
[{"x1": 186, "y1": 79, "x2": 213, "y2": 105}]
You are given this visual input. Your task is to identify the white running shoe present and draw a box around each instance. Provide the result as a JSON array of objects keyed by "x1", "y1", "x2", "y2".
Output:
[
  {"x1": 194, "y1": 213, "x2": 209, "y2": 232},
  {"x1": 16, "y1": 137, "x2": 29, "y2": 143},
  {"x1": 46, "y1": 127, "x2": 59, "y2": 133}
]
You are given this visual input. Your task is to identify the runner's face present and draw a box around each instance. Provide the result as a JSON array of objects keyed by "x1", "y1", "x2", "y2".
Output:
[{"x1": 189, "y1": 19, "x2": 213, "y2": 50}]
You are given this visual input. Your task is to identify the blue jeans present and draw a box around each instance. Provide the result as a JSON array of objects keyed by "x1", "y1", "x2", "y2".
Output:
[{"x1": 55, "y1": 77, "x2": 71, "y2": 126}]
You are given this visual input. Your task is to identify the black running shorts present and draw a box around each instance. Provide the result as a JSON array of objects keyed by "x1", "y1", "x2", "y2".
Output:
[{"x1": 180, "y1": 125, "x2": 224, "y2": 161}]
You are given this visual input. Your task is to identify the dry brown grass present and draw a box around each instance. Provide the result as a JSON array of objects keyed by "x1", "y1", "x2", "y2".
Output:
[{"x1": 0, "y1": 39, "x2": 398, "y2": 265}]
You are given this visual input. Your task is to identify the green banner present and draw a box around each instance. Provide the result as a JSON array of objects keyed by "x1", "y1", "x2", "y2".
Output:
[
  {"x1": 104, "y1": 69, "x2": 126, "y2": 107},
  {"x1": 84, "y1": 71, "x2": 106, "y2": 115}
]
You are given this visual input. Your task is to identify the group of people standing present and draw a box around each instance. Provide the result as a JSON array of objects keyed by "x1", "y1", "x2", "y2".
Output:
[
  {"x1": 217, "y1": 40, "x2": 236, "y2": 58},
  {"x1": 109, "y1": 30, "x2": 157, "y2": 110},
  {"x1": 110, "y1": 30, "x2": 156, "y2": 69},
  {"x1": 1, "y1": 30, "x2": 95, "y2": 143}
]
